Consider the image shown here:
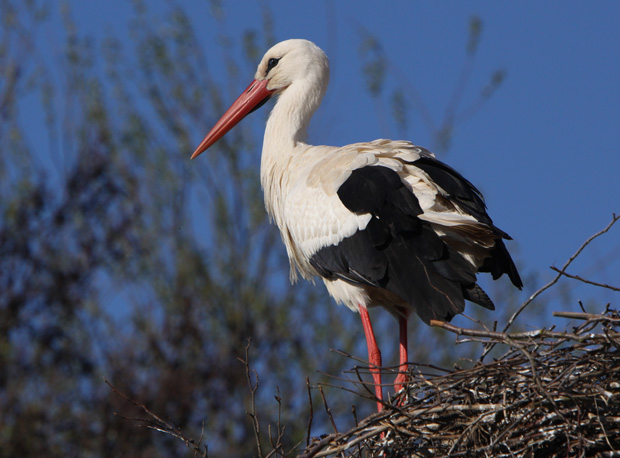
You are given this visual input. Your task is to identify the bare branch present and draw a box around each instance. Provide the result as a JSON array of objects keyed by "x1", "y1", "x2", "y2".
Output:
[
  {"x1": 503, "y1": 213, "x2": 620, "y2": 333},
  {"x1": 553, "y1": 310, "x2": 620, "y2": 321},
  {"x1": 550, "y1": 266, "x2": 620, "y2": 292},
  {"x1": 265, "y1": 386, "x2": 286, "y2": 458},
  {"x1": 238, "y1": 338, "x2": 264, "y2": 458},
  {"x1": 105, "y1": 380, "x2": 208, "y2": 457},
  {"x1": 430, "y1": 318, "x2": 620, "y2": 345},
  {"x1": 305, "y1": 377, "x2": 313, "y2": 447},
  {"x1": 318, "y1": 385, "x2": 339, "y2": 435}
]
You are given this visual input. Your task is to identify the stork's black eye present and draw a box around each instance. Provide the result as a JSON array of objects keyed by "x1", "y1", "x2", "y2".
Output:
[{"x1": 267, "y1": 57, "x2": 280, "y2": 74}]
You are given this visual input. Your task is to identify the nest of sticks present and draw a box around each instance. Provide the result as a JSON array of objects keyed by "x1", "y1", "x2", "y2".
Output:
[{"x1": 300, "y1": 308, "x2": 620, "y2": 457}]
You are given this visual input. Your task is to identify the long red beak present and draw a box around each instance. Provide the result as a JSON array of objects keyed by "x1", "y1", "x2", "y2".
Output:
[{"x1": 191, "y1": 79, "x2": 274, "y2": 160}]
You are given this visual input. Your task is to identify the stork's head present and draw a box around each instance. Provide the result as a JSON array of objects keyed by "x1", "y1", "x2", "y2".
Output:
[
  {"x1": 255, "y1": 39, "x2": 329, "y2": 94},
  {"x1": 191, "y1": 39, "x2": 329, "y2": 159}
]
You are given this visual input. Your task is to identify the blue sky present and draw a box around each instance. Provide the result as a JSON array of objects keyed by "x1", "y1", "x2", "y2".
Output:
[{"x1": 45, "y1": 1, "x2": 620, "y2": 314}]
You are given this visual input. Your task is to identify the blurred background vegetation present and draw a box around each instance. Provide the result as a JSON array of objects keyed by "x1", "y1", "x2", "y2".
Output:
[{"x1": 1, "y1": 1, "x2": 611, "y2": 457}]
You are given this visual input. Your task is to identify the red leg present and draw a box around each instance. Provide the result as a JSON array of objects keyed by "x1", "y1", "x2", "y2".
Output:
[
  {"x1": 393, "y1": 315, "x2": 409, "y2": 393},
  {"x1": 359, "y1": 306, "x2": 383, "y2": 412}
]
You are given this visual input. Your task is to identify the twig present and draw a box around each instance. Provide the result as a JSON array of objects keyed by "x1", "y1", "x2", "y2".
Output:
[
  {"x1": 550, "y1": 266, "x2": 620, "y2": 292},
  {"x1": 104, "y1": 379, "x2": 208, "y2": 456},
  {"x1": 552, "y1": 311, "x2": 620, "y2": 322},
  {"x1": 430, "y1": 319, "x2": 620, "y2": 344},
  {"x1": 238, "y1": 338, "x2": 263, "y2": 458},
  {"x1": 318, "y1": 385, "x2": 339, "y2": 435},
  {"x1": 297, "y1": 434, "x2": 339, "y2": 458},
  {"x1": 305, "y1": 377, "x2": 313, "y2": 447},
  {"x1": 502, "y1": 213, "x2": 620, "y2": 334},
  {"x1": 265, "y1": 386, "x2": 286, "y2": 457},
  {"x1": 351, "y1": 405, "x2": 358, "y2": 428}
]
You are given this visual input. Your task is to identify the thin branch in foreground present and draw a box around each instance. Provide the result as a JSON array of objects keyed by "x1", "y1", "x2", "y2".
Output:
[
  {"x1": 305, "y1": 377, "x2": 313, "y2": 447},
  {"x1": 502, "y1": 212, "x2": 620, "y2": 333},
  {"x1": 237, "y1": 338, "x2": 263, "y2": 458},
  {"x1": 266, "y1": 386, "x2": 286, "y2": 458},
  {"x1": 550, "y1": 266, "x2": 620, "y2": 292},
  {"x1": 105, "y1": 379, "x2": 208, "y2": 457},
  {"x1": 430, "y1": 318, "x2": 620, "y2": 345},
  {"x1": 553, "y1": 310, "x2": 620, "y2": 321},
  {"x1": 318, "y1": 385, "x2": 339, "y2": 434}
]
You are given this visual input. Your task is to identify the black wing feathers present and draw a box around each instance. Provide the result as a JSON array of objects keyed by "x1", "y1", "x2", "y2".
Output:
[
  {"x1": 414, "y1": 156, "x2": 522, "y2": 288},
  {"x1": 414, "y1": 157, "x2": 495, "y2": 232},
  {"x1": 310, "y1": 165, "x2": 492, "y2": 323},
  {"x1": 337, "y1": 166, "x2": 423, "y2": 221},
  {"x1": 481, "y1": 239, "x2": 524, "y2": 288},
  {"x1": 310, "y1": 162, "x2": 522, "y2": 323}
]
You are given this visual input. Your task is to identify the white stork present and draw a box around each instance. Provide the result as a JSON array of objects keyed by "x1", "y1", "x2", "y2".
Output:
[{"x1": 192, "y1": 39, "x2": 522, "y2": 411}]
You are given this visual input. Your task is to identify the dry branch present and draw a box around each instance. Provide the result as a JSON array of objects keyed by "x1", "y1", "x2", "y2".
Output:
[
  {"x1": 502, "y1": 212, "x2": 619, "y2": 334},
  {"x1": 105, "y1": 380, "x2": 209, "y2": 457}
]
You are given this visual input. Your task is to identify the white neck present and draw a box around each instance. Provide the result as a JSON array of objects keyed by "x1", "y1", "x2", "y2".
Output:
[
  {"x1": 262, "y1": 82, "x2": 320, "y2": 159},
  {"x1": 260, "y1": 79, "x2": 325, "y2": 217}
]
